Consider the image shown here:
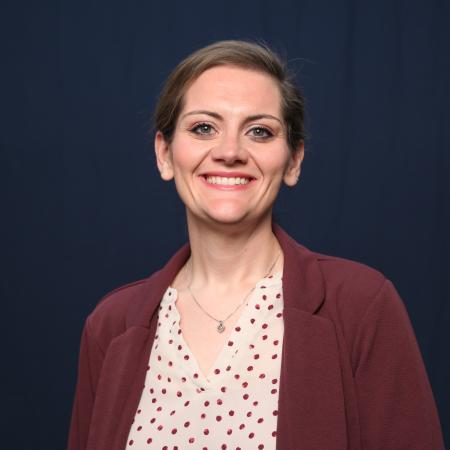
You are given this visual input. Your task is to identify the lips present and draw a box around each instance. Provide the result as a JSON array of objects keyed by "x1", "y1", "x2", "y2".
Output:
[{"x1": 199, "y1": 172, "x2": 256, "y2": 189}]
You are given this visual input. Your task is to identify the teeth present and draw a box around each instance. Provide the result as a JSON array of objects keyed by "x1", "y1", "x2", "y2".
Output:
[{"x1": 205, "y1": 176, "x2": 250, "y2": 185}]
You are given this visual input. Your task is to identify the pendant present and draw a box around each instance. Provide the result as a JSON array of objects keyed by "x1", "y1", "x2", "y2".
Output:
[{"x1": 217, "y1": 321, "x2": 225, "y2": 333}]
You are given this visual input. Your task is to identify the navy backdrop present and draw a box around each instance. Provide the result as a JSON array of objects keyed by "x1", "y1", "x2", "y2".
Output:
[{"x1": 3, "y1": 0, "x2": 449, "y2": 448}]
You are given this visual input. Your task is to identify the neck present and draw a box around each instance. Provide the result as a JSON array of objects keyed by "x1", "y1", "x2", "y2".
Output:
[{"x1": 183, "y1": 212, "x2": 282, "y2": 293}]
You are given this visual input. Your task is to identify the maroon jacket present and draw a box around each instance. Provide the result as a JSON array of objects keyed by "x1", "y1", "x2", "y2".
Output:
[{"x1": 68, "y1": 225, "x2": 444, "y2": 450}]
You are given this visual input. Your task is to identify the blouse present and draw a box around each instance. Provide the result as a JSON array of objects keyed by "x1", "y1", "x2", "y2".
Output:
[{"x1": 125, "y1": 271, "x2": 284, "y2": 449}]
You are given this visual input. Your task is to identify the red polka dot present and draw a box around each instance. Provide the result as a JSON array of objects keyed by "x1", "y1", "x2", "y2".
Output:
[
  {"x1": 268, "y1": 304, "x2": 274, "y2": 310},
  {"x1": 262, "y1": 323, "x2": 268, "y2": 329},
  {"x1": 247, "y1": 365, "x2": 253, "y2": 371},
  {"x1": 273, "y1": 340, "x2": 279, "y2": 345},
  {"x1": 170, "y1": 410, "x2": 175, "y2": 416},
  {"x1": 184, "y1": 400, "x2": 190, "y2": 406},
  {"x1": 168, "y1": 339, "x2": 173, "y2": 344},
  {"x1": 234, "y1": 374, "x2": 240, "y2": 379},
  {"x1": 217, "y1": 398, "x2": 223, "y2": 405},
  {"x1": 239, "y1": 423, "x2": 245, "y2": 430},
  {"x1": 227, "y1": 428, "x2": 232, "y2": 435},
  {"x1": 243, "y1": 393, "x2": 249, "y2": 400},
  {"x1": 150, "y1": 418, "x2": 156, "y2": 423},
  {"x1": 271, "y1": 388, "x2": 278, "y2": 394},
  {"x1": 262, "y1": 294, "x2": 267, "y2": 300},
  {"x1": 273, "y1": 410, "x2": 278, "y2": 416},
  {"x1": 184, "y1": 421, "x2": 190, "y2": 427},
  {"x1": 193, "y1": 373, "x2": 198, "y2": 378},
  {"x1": 258, "y1": 445, "x2": 264, "y2": 449},
  {"x1": 203, "y1": 428, "x2": 209, "y2": 435},
  {"x1": 254, "y1": 354, "x2": 260, "y2": 359},
  {"x1": 262, "y1": 335, "x2": 268, "y2": 340},
  {"x1": 201, "y1": 413, "x2": 206, "y2": 419},
  {"x1": 249, "y1": 344, "x2": 255, "y2": 349},
  {"x1": 177, "y1": 345, "x2": 182, "y2": 350},
  {"x1": 249, "y1": 432, "x2": 255, "y2": 438},
  {"x1": 255, "y1": 304, "x2": 260, "y2": 309},
  {"x1": 128, "y1": 440, "x2": 134, "y2": 445},
  {"x1": 227, "y1": 341, "x2": 234, "y2": 346},
  {"x1": 161, "y1": 388, "x2": 166, "y2": 394},
  {"x1": 277, "y1": 312, "x2": 282, "y2": 318},
  {"x1": 216, "y1": 415, "x2": 222, "y2": 421},
  {"x1": 242, "y1": 381, "x2": 248, "y2": 388},
  {"x1": 137, "y1": 426, "x2": 142, "y2": 431},
  {"x1": 214, "y1": 368, "x2": 220, "y2": 374},
  {"x1": 235, "y1": 326, "x2": 241, "y2": 331},
  {"x1": 156, "y1": 406, "x2": 162, "y2": 412},
  {"x1": 259, "y1": 373, "x2": 266, "y2": 379},
  {"x1": 171, "y1": 428, "x2": 177, "y2": 434},
  {"x1": 250, "y1": 318, "x2": 255, "y2": 324},
  {"x1": 168, "y1": 361, "x2": 173, "y2": 366},
  {"x1": 177, "y1": 391, "x2": 182, "y2": 397},
  {"x1": 184, "y1": 355, "x2": 189, "y2": 360},
  {"x1": 181, "y1": 377, "x2": 187, "y2": 382},
  {"x1": 272, "y1": 430, "x2": 277, "y2": 437},
  {"x1": 157, "y1": 355, "x2": 161, "y2": 361},
  {"x1": 221, "y1": 386, "x2": 227, "y2": 392},
  {"x1": 272, "y1": 354, "x2": 278, "y2": 359},
  {"x1": 257, "y1": 418, "x2": 264, "y2": 423},
  {"x1": 253, "y1": 401, "x2": 259, "y2": 406},
  {"x1": 146, "y1": 438, "x2": 152, "y2": 444},
  {"x1": 229, "y1": 410, "x2": 235, "y2": 416},
  {"x1": 189, "y1": 437, "x2": 195, "y2": 443},
  {"x1": 276, "y1": 293, "x2": 281, "y2": 298},
  {"x1": 247, "y1": 411, "x2": 252, "y2": 417},
  {"x1": 222, "y1": 445, "x2": 227, "y2": 450},
  {"x1": 226, "y1": 365, "x2": 231, "y2": 371},
  {"x1": 272, "y1": 378, "x2": 278, "y2": 384},
  {"x1": 157, "y1": 424, "x2": 163, "y2": 431},
  {"x1": 204, "y1": 401, "x2": 210, "y2": 407}
]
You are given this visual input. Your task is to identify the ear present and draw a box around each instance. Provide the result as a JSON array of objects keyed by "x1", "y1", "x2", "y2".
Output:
[
  {"x1": 155, "y1": 131, "x2": 174, "y2": 181},
  {"x1": 283, "y1": 141, "x2": 305, "y2": 187}
]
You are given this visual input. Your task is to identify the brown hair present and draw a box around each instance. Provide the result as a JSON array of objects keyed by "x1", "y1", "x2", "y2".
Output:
[{"x1": 154, "y1": 40, "x2": 305, "y2": 153}]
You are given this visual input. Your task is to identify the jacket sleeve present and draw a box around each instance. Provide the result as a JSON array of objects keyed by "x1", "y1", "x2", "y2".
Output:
[
  {"x1": 67, "y1": 318, "x2": 105, "y2": 450},
  {"x1": 352, "y1": 279, "x2": 445, "y2": 449}
]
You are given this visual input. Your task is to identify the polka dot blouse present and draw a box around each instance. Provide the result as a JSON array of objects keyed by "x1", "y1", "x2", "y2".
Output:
[{"x1": 126, "y1": 271, "x2": 284, "y2": 449}]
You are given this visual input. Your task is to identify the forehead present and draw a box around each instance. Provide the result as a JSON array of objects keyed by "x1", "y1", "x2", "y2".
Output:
[{"x1": 181, "y1": 65, "x2": 282, "y2": 116}]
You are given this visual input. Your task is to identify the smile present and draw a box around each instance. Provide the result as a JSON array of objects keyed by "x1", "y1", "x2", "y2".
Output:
[{"x1": 205, "y1": 176, "x2": 250, "y2": 185}]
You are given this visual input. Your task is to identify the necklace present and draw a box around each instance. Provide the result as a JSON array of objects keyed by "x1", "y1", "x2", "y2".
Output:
[{"x1": 187, "y1": 250, "x2": 281, "y2": 333}]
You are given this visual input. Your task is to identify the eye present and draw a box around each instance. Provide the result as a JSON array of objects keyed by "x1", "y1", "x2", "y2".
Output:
[
  {"x1": 189, "y1": 122, "x2": 216, "y2": 136},
  {"x1": 248, "y1": 126, "x2": 273, "y2": 139}
]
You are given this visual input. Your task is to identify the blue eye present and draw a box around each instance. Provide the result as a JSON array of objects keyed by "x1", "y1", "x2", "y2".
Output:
[
  {"x1": 249, "y1": 126, "x2": 273, "y2": 139},
  {"x1": 191, "y1": 123, "x2": 215, "y2": 135}
]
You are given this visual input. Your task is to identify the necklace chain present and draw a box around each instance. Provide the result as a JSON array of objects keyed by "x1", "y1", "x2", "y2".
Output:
[{"x1": 187, "y1": 249, "x2": 281, "y2": 333}]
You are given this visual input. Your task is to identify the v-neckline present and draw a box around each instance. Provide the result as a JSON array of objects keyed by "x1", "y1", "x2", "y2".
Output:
[{"x1": 167, "y1": 271, "x2": 282, "y2": 384}]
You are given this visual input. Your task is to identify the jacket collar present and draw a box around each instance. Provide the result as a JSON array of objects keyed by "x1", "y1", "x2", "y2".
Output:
[{"x1": 127, "y1": 223, "x2": 325, "y2": 328}]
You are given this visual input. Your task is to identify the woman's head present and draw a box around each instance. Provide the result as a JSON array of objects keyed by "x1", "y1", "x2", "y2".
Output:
[{"x1": 154, "y1": 40, "x2": 305, "y2": 154}]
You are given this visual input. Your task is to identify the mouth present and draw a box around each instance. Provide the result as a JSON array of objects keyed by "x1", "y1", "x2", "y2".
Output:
[
  {"x1": 199, "y1": 172, "x2": 256, "y2": 189},
  {"x1": 204, "y1": 175, "x2": 251, "y2": 185}
]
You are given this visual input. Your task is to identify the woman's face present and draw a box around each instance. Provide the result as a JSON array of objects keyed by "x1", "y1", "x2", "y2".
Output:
[{"x1": 155, "y1": 65, "x2": 304, "y2": 227}]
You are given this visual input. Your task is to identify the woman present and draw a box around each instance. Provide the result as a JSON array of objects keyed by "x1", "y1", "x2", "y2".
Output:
[{"x1": 68, "y1": 41, "x2": 444, "y2": 450}]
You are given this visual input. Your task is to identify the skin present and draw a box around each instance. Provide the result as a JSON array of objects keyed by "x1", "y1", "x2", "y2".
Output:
[{"x1": 155, "y1": 65, "x2": 304, "y2": 376}]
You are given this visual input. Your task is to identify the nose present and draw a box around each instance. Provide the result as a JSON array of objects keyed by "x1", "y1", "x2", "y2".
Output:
[{"x1": 210, "y1": 132, "x2": 248, "y2": 165}]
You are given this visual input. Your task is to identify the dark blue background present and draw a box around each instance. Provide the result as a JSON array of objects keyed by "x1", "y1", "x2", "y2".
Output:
[{"x1": 3, "y1": 0, "x2": 449, "y2": 448}]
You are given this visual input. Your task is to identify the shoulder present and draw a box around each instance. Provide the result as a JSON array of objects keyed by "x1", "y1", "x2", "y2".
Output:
[
  {"x1": 312, "y1": 251, "x2": 402, "y2": 348},
  {"x1": 85, "y1": 270, "x2": 162, "y2": 351}
]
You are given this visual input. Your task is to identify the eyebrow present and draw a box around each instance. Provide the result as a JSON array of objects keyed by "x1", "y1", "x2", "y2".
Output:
[{"x1": 180, "y1": 110, "x2": 283, "y2": 125}]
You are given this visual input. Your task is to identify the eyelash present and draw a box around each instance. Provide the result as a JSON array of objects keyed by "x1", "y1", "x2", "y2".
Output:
[{"x1": 189, "y1": 122, "x2": 274, "y2": 139}]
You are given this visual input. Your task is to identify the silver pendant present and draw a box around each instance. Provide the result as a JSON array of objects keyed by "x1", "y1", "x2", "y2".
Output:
[{"x1": 217, "y1": 321, "x2": 225, "y2": 333}]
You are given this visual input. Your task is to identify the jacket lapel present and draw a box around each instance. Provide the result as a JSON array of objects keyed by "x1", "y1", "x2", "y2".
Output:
[{"x1": 274, "y1": 225, "x2": 348, "y2": 450}]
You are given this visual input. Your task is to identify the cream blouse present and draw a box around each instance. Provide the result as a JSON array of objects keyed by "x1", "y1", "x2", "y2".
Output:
[{"x1": 126, "y1": 272, "x2": 284, "y2": 450}]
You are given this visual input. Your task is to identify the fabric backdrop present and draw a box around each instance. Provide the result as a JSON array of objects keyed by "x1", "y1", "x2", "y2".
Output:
[{"x1": 2, "y1": 0, "x2": 449, "y2": 448}]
